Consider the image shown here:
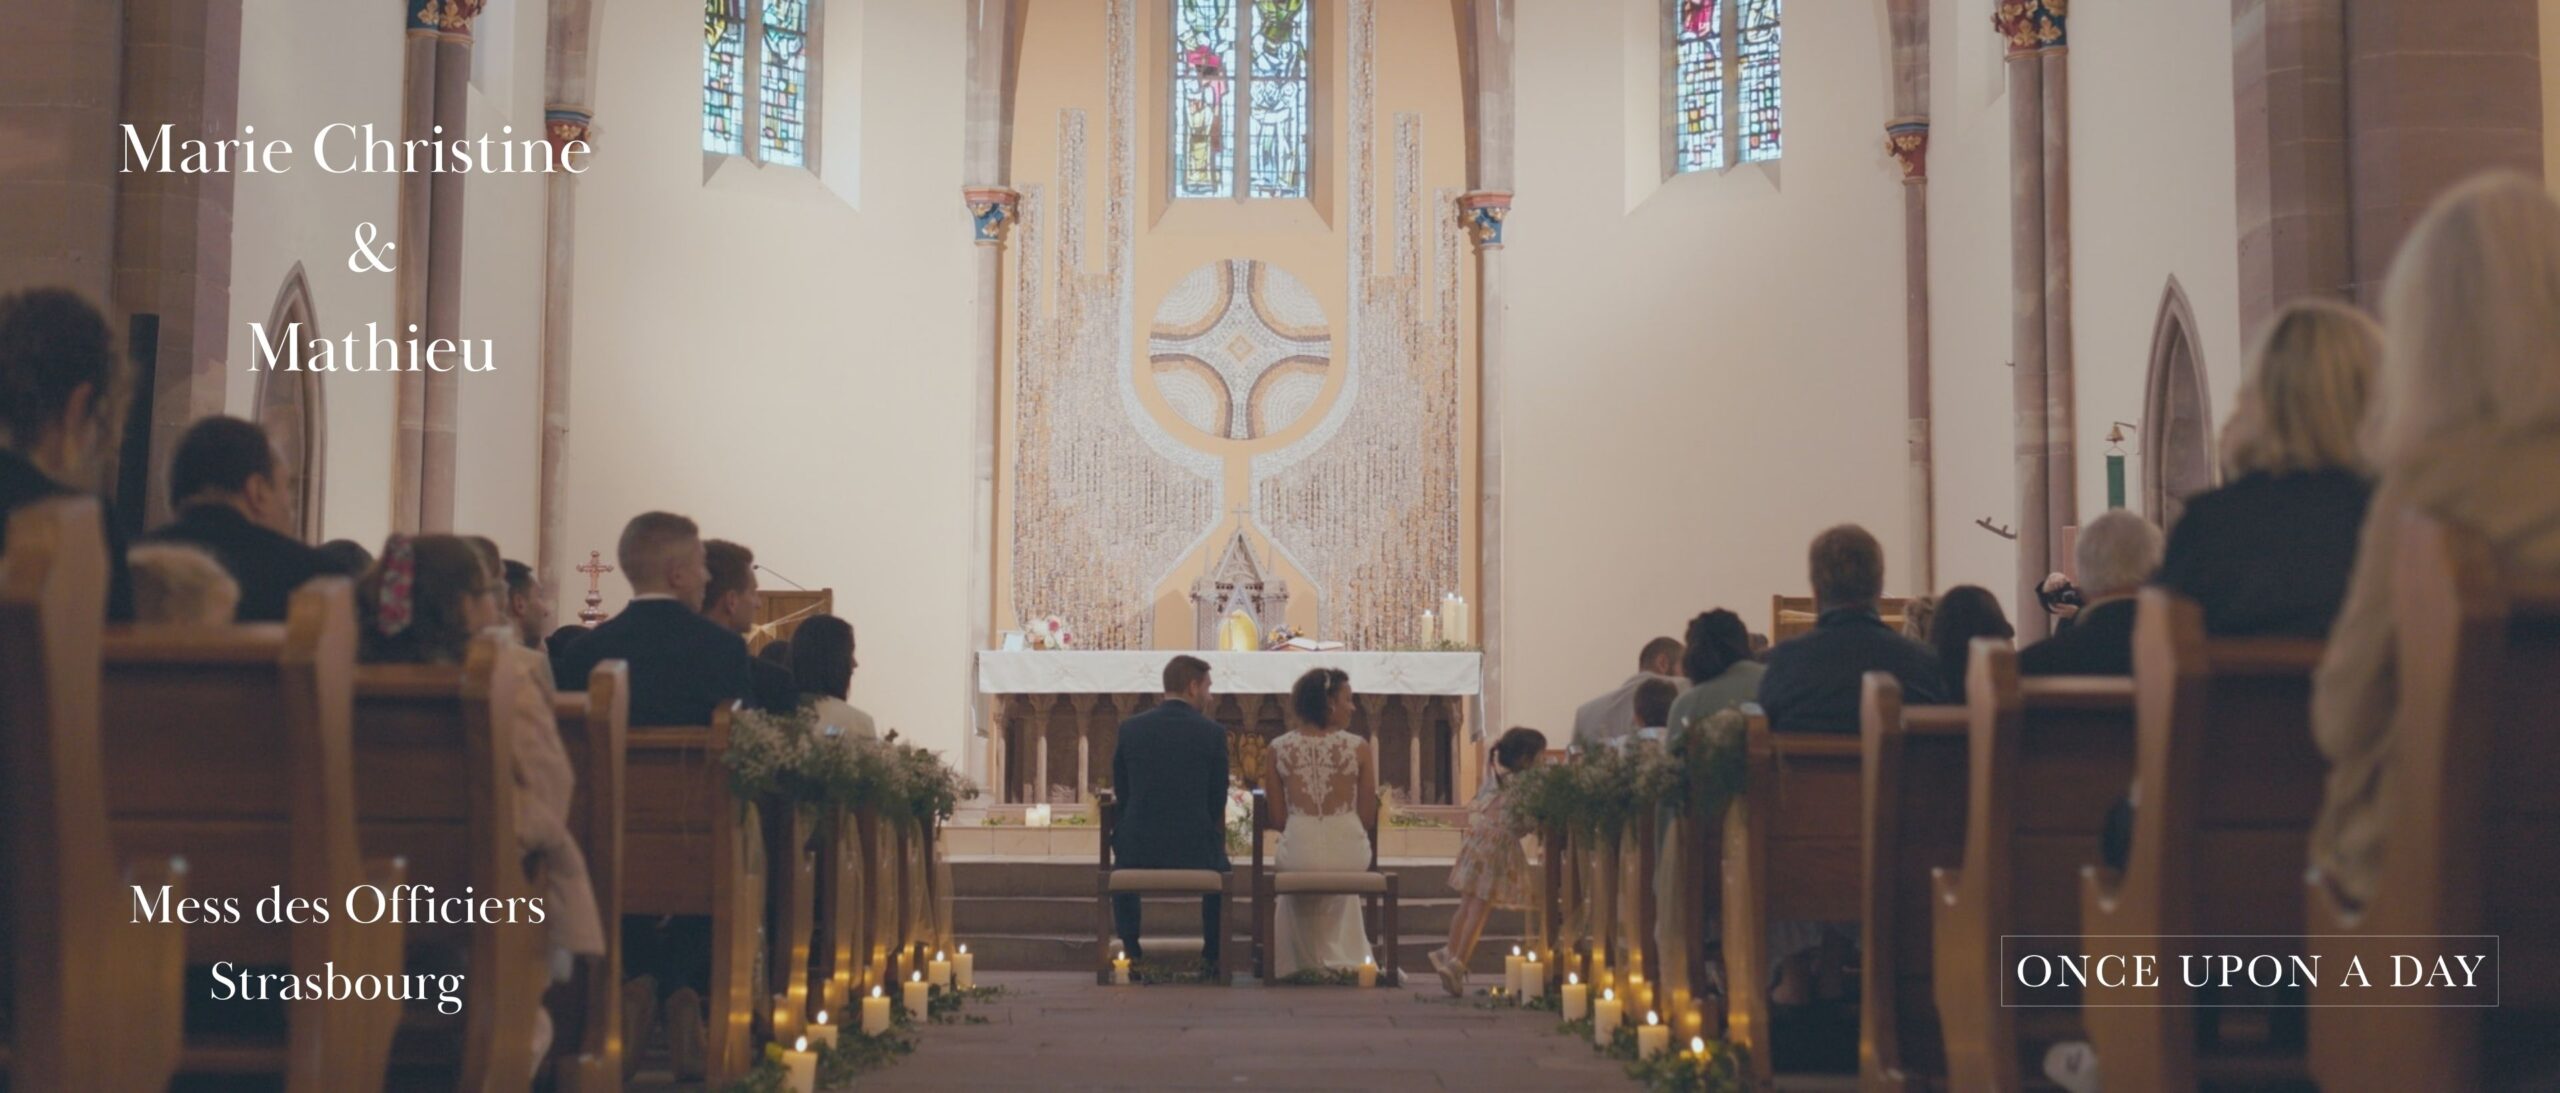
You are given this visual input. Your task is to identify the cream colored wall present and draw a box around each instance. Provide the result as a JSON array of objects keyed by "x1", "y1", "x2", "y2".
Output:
[
  {"x1": 1503, "y1": 0, "x2": 1909, "y2": 731},
  {"x1": 224, "y1": 0, "x2": 548, "y2": 554},
  {"x1": 568, "y1": 0, "x2": 975, "y2": 759}
]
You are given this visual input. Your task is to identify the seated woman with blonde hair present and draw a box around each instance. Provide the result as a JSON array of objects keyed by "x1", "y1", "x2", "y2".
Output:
[{"x1": 127, "y1": 542, "x2": 240, "y2": 625}]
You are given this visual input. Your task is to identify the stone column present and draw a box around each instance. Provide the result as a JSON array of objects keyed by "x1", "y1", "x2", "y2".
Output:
[
  {"x1": 1888, "y1": 123, "x2": 1933, "y2": 594},
  {"x1": 2231, "y1": 0, "x2": 2351, "y2": 338},
  {"x1": 2040, "y1": 44, "x2": 2076, "y2": 538},
  {"x1": 1459, "y1": 0, "x2": 1514, "y2": 762},
  {"x1": 419, "y1": 1, "x2": 483, "y2": 531},
  {"x1": 538, "y1": 0, "x2": 603, "y2": 622},
  {"x1": 1995, "y1": 2, "x2": 2058, "y2": 640},
  {"x1": 393, "y1": 3, "x2": 439, "y2": 533},
  {"x1": 961, "y1": 0, "x2": 1023, "y2": 787},
  {"x1": 0, "y1": 0, "x2": 124, "y2": 303}
]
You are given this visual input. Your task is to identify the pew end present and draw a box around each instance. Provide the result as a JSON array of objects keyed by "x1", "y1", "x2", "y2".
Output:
[
  {"x1": 1724, "y1": 713, "x2": 1863, "y2": 1087},
  {"x1": 1858, "y1": 671, "x2": 1968, "y2": 1093}
]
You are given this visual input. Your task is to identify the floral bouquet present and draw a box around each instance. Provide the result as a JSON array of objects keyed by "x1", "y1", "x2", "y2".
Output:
[
  {"x1": 1224, "y1": 781, "x2": 1255, "y2": 854},
  {"x1": 1025, "y1": 615, "x2": 1075, "y2": 650}
]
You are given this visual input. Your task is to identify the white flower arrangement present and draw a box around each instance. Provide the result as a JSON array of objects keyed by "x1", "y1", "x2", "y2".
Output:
[
  {"x1": 1026, "y1": 615, "x2": 1076, "y2": 650},
  {"x1": 1224, "y1": 781, "x2": 1255, "y2": 853}
]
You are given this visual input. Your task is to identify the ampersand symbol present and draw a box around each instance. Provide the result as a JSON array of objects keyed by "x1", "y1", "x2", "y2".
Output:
[{"x1": 348, "y1": 222, "x2": 397, "y2": 273}]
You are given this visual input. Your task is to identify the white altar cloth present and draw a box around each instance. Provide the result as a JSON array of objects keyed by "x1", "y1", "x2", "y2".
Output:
[{"x1": 977, "y1": 650, "x2": 1481, "y2": 697}]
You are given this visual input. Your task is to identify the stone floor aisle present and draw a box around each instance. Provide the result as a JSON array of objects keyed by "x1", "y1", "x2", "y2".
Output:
[{"x1": 853, "y1": 971, "x2": 1636, "y2": 1091}]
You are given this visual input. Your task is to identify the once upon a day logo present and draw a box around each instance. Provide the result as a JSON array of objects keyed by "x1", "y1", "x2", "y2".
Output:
[{"x1": 2000, "y1": 936, "x2": 2498, "y2": 1007}]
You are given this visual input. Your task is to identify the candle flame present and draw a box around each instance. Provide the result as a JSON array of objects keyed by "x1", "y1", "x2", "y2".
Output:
[
  {"x1": 912, "y1": 971, "x2": 923, "y2": 982},
  {"x1": 1568, "y1": 973, "x2": 1580, "y2": 985},
  {"x1": 1511, "y1": 944, "x2": 1522, "y2": 956},
  {"x1": 959, "y1": 944, "x2": 969, "y2": 954},
  {"x1": 1526, "y1": 951, "x2": 1538, "y2": 963},
  {"x1": 872, "y1": 986, "x2": 883, "y2": 998},
  {"x1": 795, "y1": 1036, "x2": 808, "y2": 1052},
  {"x1": 1691, "y1": 1037, "x2": 1707, "y2": 1055},
  {"x1": 1603, "y1": 988, "x2": 1615, "y2": 1001},
  {"x1": 1363, "y1": 954, "x2": 1375, "y2": 965},
  {"x1": 937, "y1": 951, "x2": 947, "y2": 961},
  {"x1": 816, "y1": 1010, "x2": 829, "y2": 1024},
  {"x1": 1647, "y1": 1010, "x2": 1660, "y2": 1026}
]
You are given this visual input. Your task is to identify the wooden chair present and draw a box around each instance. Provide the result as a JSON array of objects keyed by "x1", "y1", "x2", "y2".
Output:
[
  {"x1": 1931, "y1": 644, "x2": 2136, "y2": 1091},
  {"x1": 1857, "y1": 673, "x2": 1967, "y2": 1092},
  {"x1": 2079, "y1": 589, "x2": 2326, "y2": 1091},
  {"x1": 548, "y1": 661, "x2": 628, "y2": 1092},
  {"x1": 1095, "y1": 791, "x2": 1237, "y2": 984},
  {"x1": 1723, "y1": 714, "x2": 1862, "y2": 1086},
  {"x1": 624, "y1": 707, "x2": 765, "y2": 1085},
  {"x1": 100, "y1": 576, "x2": 408, "y2": 1092},
  {"x1": 2306, "y1": 513, "x2": 2560, "y2": 1091},
  {"x1": 1246, "y1": 791, "x2": 1401, "y2": 985},
  {"x1": 0, "y1": 498, "x2": 186, "y2": 1092},
  {"x1": 1773, "y1": 595, "x2": 1912, "y2": 643}
]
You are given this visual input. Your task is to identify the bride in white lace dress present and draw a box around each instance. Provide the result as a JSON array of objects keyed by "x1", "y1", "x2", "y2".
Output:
[{"x1": 1266, "y1": 667, "x2": 1379, "y2": 976}]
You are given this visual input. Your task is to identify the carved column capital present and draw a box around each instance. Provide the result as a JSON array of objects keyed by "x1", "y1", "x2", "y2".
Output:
[
  {"x1": 545, "y1": 108, "x2": 593, "y2": 157},
  {"x1": 1885, "y1": 119, "x2": 1929, "y2": 183},
  {"x1": 1992, "y1": 0, "x2": 2067, "y2": 57},
  {"x1": 964, "y1": 186, "x2": 1020, "y2": 245},
  {"x1": 1459, "y1": 190, "x2": 1512, "y2": 249},
  {"x1": 409, "y1": 0, "x2": 485, "y2": 37}
]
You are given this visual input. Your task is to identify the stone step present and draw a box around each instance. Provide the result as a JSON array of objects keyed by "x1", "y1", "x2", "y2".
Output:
[
  {"x1": 961, "y1": 932, "x2": 1534, "y2": 975},
  {"x1": 950, "y1": 857, "x2": 1467, "y2": 900},
  {"x1": 952, "y1": 893, "x2": 1525, "y2": 937}
]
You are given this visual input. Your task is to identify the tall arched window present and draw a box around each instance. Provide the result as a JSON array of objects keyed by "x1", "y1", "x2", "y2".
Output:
[
  {"x1": 704, "y1": 0, "x2": 818, "y2": 166},
  {"x1": 1672, "y1": 0, "x2": 1782, "y2": 172},
  {"x1": 1171, "y1": 0, "x2": 1311, "y2": 199},
  {"x1": 253, "y1": 266, "x2": 326, "y2": 541},
  {"x1": 2142, "y1": 278, "x2": 2215, "y2": 529}
]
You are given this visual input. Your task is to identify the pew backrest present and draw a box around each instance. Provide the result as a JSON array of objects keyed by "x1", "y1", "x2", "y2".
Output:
[
  {"x1": 549, "y1": 660, "x2": 629, "y2": 1086},
  {"x1": 1725, "y1": 713, "x2": 1862, "y2": 1082},
  {"x1": 1859, "y1": 673, "x2": 1967, "y2": 1088}
]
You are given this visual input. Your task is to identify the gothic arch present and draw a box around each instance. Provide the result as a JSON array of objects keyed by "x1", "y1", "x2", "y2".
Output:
[
  {"x1": 2140, "y1": 276, "x2": 2214, "y2": 528},
  {"x1": 251, "y1": 265, "x2": 325, "y2": 541}
]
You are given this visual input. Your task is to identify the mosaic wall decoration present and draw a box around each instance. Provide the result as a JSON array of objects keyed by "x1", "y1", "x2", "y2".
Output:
[{"x1": 1147, "y1": 259, "x2": 1333, "y2": 441}]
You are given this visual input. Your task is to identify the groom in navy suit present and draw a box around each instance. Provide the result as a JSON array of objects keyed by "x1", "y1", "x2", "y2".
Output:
[{"x1": 1109, "y1": 655, "x2": 1231, "y2": 969}]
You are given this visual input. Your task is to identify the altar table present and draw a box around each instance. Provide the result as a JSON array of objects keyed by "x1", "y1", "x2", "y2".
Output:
[{"x1": 977, "y1": 651, "x2": 1483, "y2": 808}]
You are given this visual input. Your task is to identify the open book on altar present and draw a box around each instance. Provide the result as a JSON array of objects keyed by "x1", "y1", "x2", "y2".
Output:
[{"x1": 1269, "y1": 635, "x2": 1346, "y2": 652}]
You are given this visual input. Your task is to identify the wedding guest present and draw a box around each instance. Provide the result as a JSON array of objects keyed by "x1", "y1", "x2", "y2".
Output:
[
  {"x1": 502, "y1": 559, "x2": 549, "y2": 648},
  {"x1": 1629, "y1": 677, "x2": 1678, "y2": 746},
  {"x1": 1758, "y1": 524, "x2": 1947, "y2": 733},
  {"x1": 553, "y1": 511, "x2": 753, "y2": 726},
  {"x1": 2157, "y1": 299, "x2": 2380, "y2": 637},
  {"x1": 789, "y1": 615, "x2": 874, "y2": 740},
  {"x1": 1428, "y1": 726, "x2": 1548, "y2": 997},
  {"x1": 1900, "y1": 595, "x2": 1937, "y2": 642},
  {"x1": 316, "y1": 538, "x2": 374, "y2": 577},
  {"x1": 1748, "y1": 632, "x2": 1772, "y2": 662},
  {"x1": 758, "y1": 638, "x2": 793, "y2": 670},
  {"x1": 2313, "y1": 172, "x2": 2560, "y2": 910},
  {"x1": 544, "y1": 623, "x2": 593, "y2": 689},
  {"x1": 1666, "y1": 608, "x2": 1762, "y2": 731},
  {"x1": 1571, "y1": 637, "x2": 1684, "y2": 751},
  {"x1": 353, "y1": 533, "x2": 605, "y2": 1065},
  {"x1": 1926, "y1": 585, "x2": 2014, "y2": 703},
  {"x1": 128, "y1": 542, "x2": 240, "y2": 625},
  {"x1": 0, "y1": 288, "x2": 135, "y2": 619},
  {"x1": 142, "y1": 416, "x2": 333, "y2": 622},
  {"x1": 702, "y1": 538, "x2": 795, "y2": 713},
  {"x1": 2018, "y1": 511, "x2": 2161, "y2": 677}
]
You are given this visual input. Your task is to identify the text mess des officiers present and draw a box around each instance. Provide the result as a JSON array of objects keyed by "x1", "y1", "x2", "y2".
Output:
[{"x1": 132, "y1": 884, "x2": 545, "y2": 1015}]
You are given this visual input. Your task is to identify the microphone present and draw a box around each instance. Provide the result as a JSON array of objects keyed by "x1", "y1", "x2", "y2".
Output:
[{"x1": 754, "y1": 562, "x2": 810, "y2": 591}]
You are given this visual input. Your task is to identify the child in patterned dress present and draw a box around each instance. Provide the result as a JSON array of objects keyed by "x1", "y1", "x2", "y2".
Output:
[{"x1": 1429, "y1": 727, "x2": 1549, "y2": 997}]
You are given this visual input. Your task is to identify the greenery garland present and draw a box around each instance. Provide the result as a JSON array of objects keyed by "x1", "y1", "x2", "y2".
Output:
[
  {"x1": 712, "y1": 985, "x2": 1010, "y2": 1093},
  {"x1": 725, "y1": 705, "x2": 979, "y2": 824},
  {"x1": 1504, "y1": 707, "x2": 1752, "y2": 836}
]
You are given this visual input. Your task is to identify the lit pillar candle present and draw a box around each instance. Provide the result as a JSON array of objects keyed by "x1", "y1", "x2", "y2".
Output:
[
  {"x1": 1111, "y1": 949, "x2": 1131, "y2": 985},
  {"x1": 930, "y1": 950, "x2": 953, "y2": 988},
  {"x1": 1689, "y1": 1037, "x2": 1711, "y2": 1074},
  {"x1": 861, "y1": 986, "x2": 892, "y2": 1035},
  {"x1": 780, "y1": 1036, "x2": 818, "y2": 1093},
  {"x1": 954, "y1": 944, "x2": 975, "y2": 991},
  {"x1": 1522, "y1": 951, "x2": 1541, "y2": 998},
  {"x1": 1421, "y1": 609, "x2": 1437, "y2": 646},
  {"x1": 1637, "y1": 1010, "x2": 1670, "y2": 1058},
  {"x1": 1561, "y1": 973, "x2": 1589, "y2": 1020},
  {"x1": 1592, "y1": 988, "x2": 1622, "y2": 1045},
  {"x1": 1504, "y1": 945, "x2": 1524, "y2": 997},
  {"x1": 1357, "y1": 954, "x2": 1378, "y2": 988},
  {"x1": 903, "y1": 971, "x2": 930, "y2": 1017},
  {"x1": 806, "y1": 1010, "x2": 839, "y2": 1050}
]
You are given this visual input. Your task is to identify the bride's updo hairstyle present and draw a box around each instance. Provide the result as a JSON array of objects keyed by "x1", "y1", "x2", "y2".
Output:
[
  {"x1": 1291, "y1": 667, "x2": 1350, "y2": 728},
  {"x1": 1491, "y1": 727, "x2": 1547, "y2": 773}
]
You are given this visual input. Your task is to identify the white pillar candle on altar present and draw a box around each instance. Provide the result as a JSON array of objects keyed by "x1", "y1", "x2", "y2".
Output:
[
  {"x1": 1638, "y1": 1011, "x2": 1670, "y2": 1058},
  {"x1": 1357, "y1": 954, "x2": 1378, "y2": 988},
  {"x1": 806, "y1": 1010, "x2": 839, "y2": 1050},
  {"x1": 1593, "y1": 988, "x2": 1622, "y2": 1044},
  {"x1": 930, "y1": 950, "x2": 952, "y2": 988},
  {"x1": 781, "y1": 1036, "x2": 818, "y2": 1093},
  {"x1": 1421, "y1": 609, "x2": 1437, "y2": 646},
  {"x1": 862, "y1": 986, "x2": 892, "y2": 1035},
  {"x1": 903, "y1": 971, "x2": 930, "y2": 1016},
  {"x1": 1504, "y1": 945, "x2": 1524, "y2": 997},
  {"x1": 954, "y1": 944, "x2": 975, "y2": 991},
  {"x1": 1561, "y1": 973, "x2": 1589, "y2": 1020}
]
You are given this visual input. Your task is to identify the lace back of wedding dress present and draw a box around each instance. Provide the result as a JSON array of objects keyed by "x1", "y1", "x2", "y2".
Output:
[{"x1": 1271, "y1": 730, "x2": 1361, "y2": 820}]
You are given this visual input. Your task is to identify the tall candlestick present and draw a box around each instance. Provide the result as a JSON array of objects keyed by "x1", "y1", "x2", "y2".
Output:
[
  {"x1": 1593, "y1": 988, "x2": 1623, "y2": 1045},
  {"x1": 954, "y1": 944, "x2": 976, "y2": 991},
  {"x1": 1561, "y1": 973, "x2": 1589, "y2": 1020},
  {"x1": 1637, "y1": 1010, "x2": 1670, "y2": 1058},
  {"x1": 861, "y1": 986, "x2": 891, "y2": 1035},
  {"x1": 780, "y1": 1036, "x2": 817, "y2": 1093}
]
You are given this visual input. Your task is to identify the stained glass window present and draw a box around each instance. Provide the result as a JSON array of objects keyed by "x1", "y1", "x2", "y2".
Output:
[
  {"x1": 759, "y1": 0, "x2": 811, "y2": 166},
  {"x1": 703, "y1": 0, "x2": 821, "y2": 166},
  {"x1": 703, "y1": 0, "x2": 748, "y2": 156},
  {"x1": 1171, "y1": 0, "x2": 1310, "y2": 200},
  {"x1": 1670, "y1": 0, "x2": 1780, "y2": 173}
]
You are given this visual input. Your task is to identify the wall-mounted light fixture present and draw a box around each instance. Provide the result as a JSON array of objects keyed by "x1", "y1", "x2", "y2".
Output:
[{"x1": 2104, "y1": 422, "x2": 2140, "y2": 510}]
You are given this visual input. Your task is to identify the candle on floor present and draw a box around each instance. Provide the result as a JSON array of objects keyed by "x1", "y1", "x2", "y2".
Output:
[
  {"x1": 1504, "y1": 945, "x2": 1524, "y2": 997},
  {"x1": 1522, "y1": 950, "x2": 1541, "y2": 998},
  {"x1": 903, "y1": 971, "x2": 930, "y2": 1017},
  {"x1": 1561, "y1": 973, "x2": 1589, "y2": 1021},
  {"x1": 1593, "y1": 988, "x2": 1622, "y2": 1045},
  {"x1": 1690, "y1": 1037, "x2": 1710, "y2": 1073},
  {"x1": 1357, "y1": 954, "x2": 1378, "y2": 988},
  {"x1": 930, "y1": 950, "x2": 953, "y2": 988},
  {"x1": 780, "y1": 1036, "x2": 817, "y2": 1093},
  {"x1": 954, "y1": 944, "x2": 976, "y2": 991},
  {"x1": 862, "y1": 986, "x2": 892, "y2": 1035},
  {"x1": 806, "y1": 1010, "x2": 840, "y2": 1049},
  {"x1": 1111, "y1": 948, "x2": 1131, "y2": 985},
  {"x1": 1638, "y1": 1011, "x2": 1670, "y2": 1058}
]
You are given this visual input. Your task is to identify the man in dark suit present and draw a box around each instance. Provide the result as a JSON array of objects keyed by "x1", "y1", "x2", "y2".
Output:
[
  {"x1": 701, "y1": 538, "x2": 797, "y2": 712},
  {"x1": 140, "y1": 415, "x2": 342, "y2": 621},
  {"x1": 553, "y1": 511, "x2": 753, "y2": 726},
  {"x1": 1759, "y1": 523, "x2": 1948, "y2": 733},
  {"x1": 1108, "y1": 655, "x2": 1231, "y2": 969},
  {"x1": 2020, "y1": 510, "x2": 2163, "y2": 677},
  {"x1": 0, "y1": 288, "x2": 135, "y2": 620}
]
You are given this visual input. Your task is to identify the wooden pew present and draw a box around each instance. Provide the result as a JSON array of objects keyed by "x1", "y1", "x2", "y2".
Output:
[
  {"x1": 763, "y1": 805, "x2": 818, "y2": 1043},
  {"x1": 1653, "y1": 795, "x2": 1725, "y2": 1042},
  {"x1": 624, "y1": 709, "x2": 765, "y2": 1085},
  {"x1": 0, "y1": 498, "x2": 186, "y2": 1092},
  {"x1": 2079, "y1": 590, "x2": 2326, "y2": 1090},
  {"x1": 2307, "y1": 513, "x2": 2560, "y2": 1091},
  {"x1": 549, "y1": 661, "x2": 628, "y2": 1092},
  {"x1": 815, "y1": 804, "x2": 879, "y2": 1018},
  {"x1": 1723, "y1": 714, "x2": 1862, "y2": 1086},
  {"x1": 1931, "y1": 645, "x2": 2136, "y2": 1091},
  {"x1": 1857, "y1": 673, "x2": 1967, "y2": 1092},
  {"x1": 351, "y1": 636, "x2": 551, "y2": 1089}
]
